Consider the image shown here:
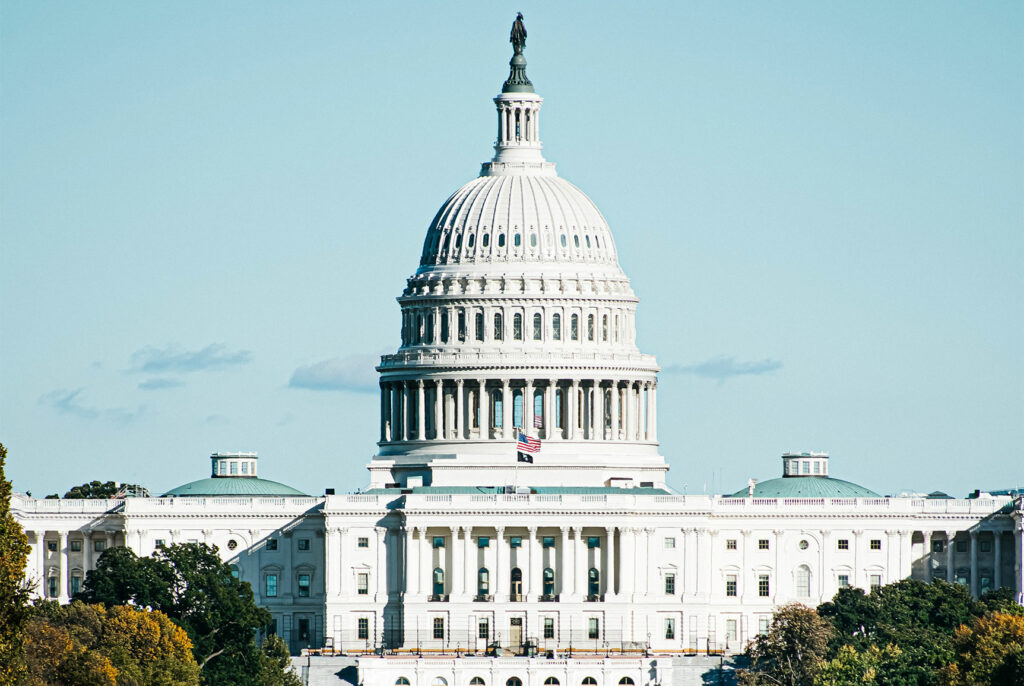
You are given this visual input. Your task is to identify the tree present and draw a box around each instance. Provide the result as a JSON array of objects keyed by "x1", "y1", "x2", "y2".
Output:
[
  {"x1": 739, "y1": 603, "x2": 834, "y2": 686},
  {"x1": 80, "y1": 543, "x2": 293, "y2": 686},
  {"x1": 940, "y1": 611, "x2": 1024, "y2": 686},
  {"x1": 0, "y1": 442, "x2": 32, "y2": 684},
  {"x1": 814, "y1": 644, "x2": 906, "y2": 686},
  {"x1": 62, "y1": 481, "x2": 147, "y2": 499},
  {"x1": 22, "y1": 600, "x2": 199, "y2": 686},
  {"x1": 255, "y1": 635, "x2": 303, "y2": 686}
]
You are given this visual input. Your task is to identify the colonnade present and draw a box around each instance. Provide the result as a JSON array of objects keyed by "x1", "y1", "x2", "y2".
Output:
[
  {"x1": 497, "y1": 99, "x2": 539, "y2": 145},
  {"x1": 920, "y1": 527, "x2": 1022, "y2": 598},
  {"x1": 28, "y1": 529, "x2": 117, "y2": 602},
  {"x1": 380, "y1": 378, "x2": 657, "y2": 444}
]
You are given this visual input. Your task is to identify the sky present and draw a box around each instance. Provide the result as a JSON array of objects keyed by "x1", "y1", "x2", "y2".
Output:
[{"x1": 1, "y1": 2, "x2": 1021, "y2": 500}]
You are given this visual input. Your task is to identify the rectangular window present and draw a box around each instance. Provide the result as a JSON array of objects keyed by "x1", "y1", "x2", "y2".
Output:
[
  {"x1": 48, "y1": 577, "x2": 57, "y2": 598},
  {"x1": 758, "y1": 617, "x2": 770, "y2": 635},
  {"x1": 838, "y1": 574, "x2": 850, "y2": 589},
  {"x1": 837, "y1": 539, "x2": 849, "y2": 550},
  {"x1": 358, "y1": 573, "x2": 369, "y2": 595},
  {"x1": 94, "y1": 541, "x2": 105, "y2": 553},
  {"x1": 433, "y1": 617, "x2": 444, "y2": 640},
  {"x1": 570, "y1": 314, "x2": 579, "y2": 340},
  {"x1": 870, "y1": 574, "x2": 882, "y2": 590},
  {"x1": 870, "y1": 539, "x2": 882, "y2": 550},
  {"x1": 587, "y1": 314, "x2": 595, "y2": 341},
  {"x1": 588, "y1": 618, "x2": 600, "y2": 639},
  {"x1": 265, "y1": 538, "x2": 277, "y2": 551},
  {"x1": 357, "y1": 617, "x2": 369, "y2": 640},
  {"x1": 298, "y1": 618, "x2": 310, "y2": 642},
  {"x1": 956, "y1": 540, "x2": 967, "y2": 553},
  {"x1": 664, "y1": 537, "x2": 675, "y2": 549},
  {"x1": 266, "y1": 574, "x2": 278, "y2": 597},
  {"x1": 441, "y1": 313, "x2": 449, "y2": 343},
  {"x1": 458, "y1": 310, "x2": 467, "y2": 342},
  {"x1": 726, "y1": 539, "x2": 737, "y2": 550},
  {"x1": 758, "y1": 539, "x2": 769, "y2": 551},
  {"x1": 478, "y1": 618, "x2": 489, "y2": 639},
  {"x1": 665, "y1": 573, "x2": 675, "y2": 595},
  {"x1": 664, "y1": 618, "x2": 676, "y2": 640},
  {"x1": 358, "y1": 537, "x2": 369, "y2": 548},
  {"x1": 933, "y1": 540, "x2": 945, "y2": 553},
  {"x1": 758, "y1": 574, "x2": 770, "y2": 597},
  {"x1": 802, "y1": 461, "x2": 810, "y2": 474},
  {"x1": 814, "y1": 461, "x2": 820, "y2": 474},
  {"x1": 587, "y1": 536, "x2": 601, "y2": 549},
  {"x1": 542, "y1": 536, "x2": 555, "y2": 548},
  {"x1": 154, "y1": 539, "x2": 165, "y2": 548},
  {"x1": 510, "y1": 536, "x2": 522, "y2": 548},
  {"x1": 475, "y1": 311, "x2": 484, "y2": 341},
  {"x1": 297, "y1": 574, "x2": 310, "y2": 598},
  {"x1": 70, "y1": 575, "x2": 81, "y2": 596},
  {"x1": 70, "y1": 540, "x2": 82, "y2": 552},
  {"x1": 980, "y1": 575, "x2": 992, "y2": 594},
  {"x1": 477, "y1": 536, "x2": 490, "y2": 548},
  {"x1": 552, "y1": 313, "x2": 561, "y2": 341},
  {"x1": 494, "y1": 312, "x2": 503, "y2": 340},
  {"x1": 241, "y1": 462, "x2": 248, "y2": 475},
  {"x1": 726, "y1": 619, "x2": 737, "y2": 641},
  {"x1": 297, "y1": 539, "x2": 310, "y2": 551},
  {"x1": 513, "y1": 314, "x2": 523, "y2": 341},
  {"x1": 543, "y1": 617, "x2": 555, "y2": 639},
  {"x1": 433, "y1": 536, "x2": 445, "y2": 548},
  {"x1": 980, "y1": 540, "x2": 992, "y2": 553},
  {"x1": 726, "y1": 574, "x2": 737, "y2": 597}
]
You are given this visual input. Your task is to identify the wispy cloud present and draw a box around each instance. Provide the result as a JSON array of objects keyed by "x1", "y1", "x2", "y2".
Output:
[
  {"x1": 663, "y1": 356, "x2": 783, "y2": 381},
  {"x1": 129, "y1": 344, "x2": 251, "y2": 374},
  {"x1": 289, "y1": 354, "x2": 380, "y2": 393},
  {"x1": 39, "y1": 388, "x2": 144, "y2": 424},
  {"x1": 138, "y1": 377, "x2": 184, "y2": 391}
]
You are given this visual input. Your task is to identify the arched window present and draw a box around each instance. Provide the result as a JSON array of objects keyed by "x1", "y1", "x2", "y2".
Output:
[
  {"x1": 560, "y1": 234, "x2": 567, "y2": 247},
  {"x1": 544, "y1": 679, "x2": 560, "y2": 685},
  {"x1": 532, "y1": 313, "x2": 542, "y2": 340},
  {"x1": 588, "y1": 568, "x2": 600, "y2": 596},
  {"x1": 470, "y1": 679, "x2": 486, "y2": 686},
  {"x1": 530, "y1": 233, "x2": 537, "y2": 247},
  {"x1": 543, "y1": 567, "x2": 555, "y2": 596},
  {"x1": 514, "y1": 233, "x2": 521, "y2": 247},
  {"x1": 396, "y1": 679, "x2": 411, "y2": 686},
  {"x1": 582, "y1": 679, "x2": 598, "y2": 686},
  {"x1": 513, "y1": 390, "x2": 524, "y2": 429},
  {"x1": 510, "y1": 568, "x2": 523, "y2": 598},
  {"x1": 433, "y1": 568, "x2": 445, "y2": 596},
  {"x1": 585, "y1": 235, "x2": 591, "y2": 248},
  {"x1": 587, "y1": 314, "x2": 595, "y2": 341},
  {"x1": 619, "y1": 679, "x2": 635, "y2": 685},
  {"x1": 602, "y1": 315, "x2": 608, "y2": 342},
  {"x1": 458, "y1": 309, "x2": 467, "y2": 342},
  {"x1": 478, "y1": 567, "x2": 490, "y2": 595},
  {"x1": 432, "y1": 678, "x2": 448, "y2": 686},
  {"x1": 795, "y1": 565, "x2": 811, "y2": 598},
  {"x1": 570, "y1": 314, "x2": 579, "y2": 341},
  {"x1": 513, "y1": 313, "x2": 523, "y2": 340},
  {"x1": 507, "y1": 679, "x2": 522, "y2": 686},
  {"x1": 498, "y1": 233, "x2": 506, "y2": 248},
  {"x1": 441, "y1": 312, "x2": 449, "y2": 343},
  {"x1": 455, "y1": 235, "x2": 462, "y2": 249},
  {"x1": 468, "y1": 234, "x2": 475, "y2": 247},
  {"x1": 475, "y1": 311, "x2": 484, "y2": 342},
  {"x1": 483, "y1": 233, "x2": 490, "y2": 247},
  {"x1": 552, "y1": 313, "x2": 561, "y2": 341},
  {"x1": 494, "y1": 312, "x2": 503, "y2": 341},
  {"x1": 573, "y1": 235, "x2": 580, "y2": 247}
]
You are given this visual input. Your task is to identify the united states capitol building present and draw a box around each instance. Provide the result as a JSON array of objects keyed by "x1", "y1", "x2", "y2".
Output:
[{"x1": 12, "y1": 16, "x2": 1023, "y2": 686}]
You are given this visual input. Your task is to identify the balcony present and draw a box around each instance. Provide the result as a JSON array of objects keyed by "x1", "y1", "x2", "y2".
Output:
[
  {"x1": 473, "y1": 594, "x2": 493, "y2": 602},
  {"x1": 539, "y1": 594, "x2": 560, "y2": 602},
  {"x1": 585, "y1": 593, "x2": 604, "y2": 602},
  {"x1": 427, "y1": 594, "x2": 449, "y2": 602}
]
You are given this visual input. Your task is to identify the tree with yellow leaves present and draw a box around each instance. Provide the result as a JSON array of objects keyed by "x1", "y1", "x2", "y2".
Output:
[
  {"x1": 940, "y1": 611, "x2": 1024, "y2": 686},
  {"x1": 0, "y1": 442, "x2": 32, "y2": 683}
]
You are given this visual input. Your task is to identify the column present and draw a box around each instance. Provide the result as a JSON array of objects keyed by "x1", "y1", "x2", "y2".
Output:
[
  {"x1": 900, "y1": 530, "x2": 913, "y2": 580},
  {"x1": 495, "y1": 527, "x2": 506, "y2": 600},
  {"x1": 1016, "y1": 522, "x2": 1024, "y2": 603},
  {"x1": 528, "y1": 527, "x2": 540, "y2": 599},
  {"x1": 502, "y1": 380, "x2": 512, "y2": 439},
  {"x1": 610, "y1": 382, "x2": 620, "y2": 440},
  {"x1": 404, "y1": 528, "x2": 413, "y2": 594},
  {"x1": 416, "y1": 381, "x2": 426, "y2": 440},
  {"x1": 419, "y1": 528, "x2": 429, "y2": 597},
  {"x1": 434, "y1": 380, "x2": 444, "y2": 440},
  {"x1": 624, "y1": 383, "x2": 634, "y2": 440},
  {"x1": 969, "y1": 530, "x2": 979, "y2": 597},
  {"x1": 543, "y1": 382, "x2": 554, "y2": 440},
  {"x1": 479, "y1": 380, "x2": 490, "y2": 439},
  {"x1": 324, "y1": 528, "x2": 336, "y2": 598},
  {"x1": 568, "y1": 380, "x2": 578, "y2": 440},
  {"x1": 650, "y1": 382, "x2": 658, "y2": 441},
  {"x1": 574, "y1": 527, "x2": 586, "y2": 597},
  {"x1": 456, "y1": 379, "x2": 465, "y2": 440},
  {"x1": 524, "y1": 380, "x2": 534, "y2": 435},
  {"x1": 380, "y1": 384, "x2": 389, "y2": 442},
  {"x1": 376, "y1": 527, "x2": 387, "y2": 600},
  {"x1": 82, "y1": 528, "x2": 92, "y2": 577},
  {"x1": 451, "y1": 526, "x2": 461, "y2": 596},
  {"x1": 595, "y1": 381, "x2": 606, "y2": 440},
  {"x1": 409, "y1": 528, "x2": 420, "y2": 595},
  {"x1": 946, "y1": 531, "x2": 956, "y2": 583},
  {"x1": 58, "y1": 532, "x2": 68, "y2": 602},
  {"x1": 338, "y1": 528, "x2": 348, "y2": 597},
  {"x1": 391, "y1": 383, "x2": 401, "y2": 442},
  {"x1": 773, "y1": 530, "x2": 786, "y2": 600},
  {"x1": 684, "y1": 528, "x2": 698, "y2": 599},
  {"x1": 994, "y1": 533, "x2": 1002, "y2": 591},
  {"x1": 620, "y1": 528, "x2": 634, "y2": 600},
  {"x1": 644, "y1": 382, "x2": 653, "y2": 440},
  {"x1": 401, "y1": 382, "x2": 410, "y2": 441},
  {"x1": 605, "y1": 526, "x2": 616, "y2": 598},
  {"x1": 560, "y1": 527, "x2": 570, "y2": 596},
  {"x1": 924, "y1": 531, "x2": 933, "y2": 582},
  {"x1": 852, "y1": 530, "x2": 863, "y2": 589},
  {"x1": 463, "y1": 527, "x2": 473, "y2": 597}
]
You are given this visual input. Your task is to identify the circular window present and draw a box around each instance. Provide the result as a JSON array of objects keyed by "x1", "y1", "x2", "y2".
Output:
[
  {"x1": 799, "y1": 540, "x2": 809, "y2": 550},
  {"x1": 227, "y1": 539, "x2": 238, "y2": 550}
]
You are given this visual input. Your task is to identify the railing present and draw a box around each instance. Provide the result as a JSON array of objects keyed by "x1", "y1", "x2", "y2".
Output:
[
  {"x1": 427, "y1": 594, "x2": 449, "y2": 602},
  {"x1": 539, "y1": 593, "x2": 560, "y2": 602},
  {"x1": 585, "y1": 593, "x2": 604, "y2": 602},
  {"x1": 473, "y1": 594, "x2": 493, "y2": 602}
]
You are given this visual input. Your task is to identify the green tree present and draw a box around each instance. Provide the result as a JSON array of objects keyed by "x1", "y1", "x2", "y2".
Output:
[
  {"x1": 814, "y1": 644, "x2": 906, "y2": 686},
  {"x1": 939, "y1": 611, "x2": 1024, "y2": 686},
  {"x1": 62, "y1": 481, "x2": 147, "y2": 499},
  {"x1": 739, "y1": 603, "x2": 834, "y2": 686},
  {"x1": 0, "y1": 442, "x2": 32, "y2": 684},
  {"x1": 80, "y1": 543, "x2": 292, "y2": 686},
  {"x1": 255, "y1": 634, "x2": 302, "y2": 686}
]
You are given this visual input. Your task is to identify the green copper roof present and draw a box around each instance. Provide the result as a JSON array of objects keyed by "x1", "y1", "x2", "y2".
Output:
[
  {"x1": 728, "y1": 476, "x2": 880, "y2": 499},
  {"x1": 162, "y1": 477, "x2": 308, "y2": 497}
]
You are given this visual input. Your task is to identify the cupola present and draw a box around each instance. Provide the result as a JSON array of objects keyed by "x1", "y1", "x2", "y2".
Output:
[{"x1": 782, "y1": 452, "x2": 830, "y2": 478}]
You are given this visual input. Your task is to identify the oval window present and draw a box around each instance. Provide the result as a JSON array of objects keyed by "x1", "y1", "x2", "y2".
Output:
[
  {"x1": 560, "y1": 235, "x2": 567, "y2": 247},
  {"x1": 498, "y1": 233, "x2": 506, "y2": 248},
  {"x1": 514, "y1": 233, "x2": 521, "y2": 247},
  {"x1": 482, "y1": 233, "x2": 489, "y2": 247},
  {"x1": 585, "y1": 235, "x2": 591, "y2": 247},
  {"x1": 468, "y1": 234, "x2": 475, "y2": 247},
  {"x1": 574, "y1": 235, "x2": 580, "y2": 247},
  {"x1": 530, "y1": 233, "x2": 537, "y2": 247},
  {"x1": 799, "y1": 540, "x2": 809, "y2": 550}
]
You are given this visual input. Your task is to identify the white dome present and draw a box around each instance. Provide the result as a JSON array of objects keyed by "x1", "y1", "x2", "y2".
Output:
[{"x1": 418, "y1": 173, "x2": 623, "y2": 276}]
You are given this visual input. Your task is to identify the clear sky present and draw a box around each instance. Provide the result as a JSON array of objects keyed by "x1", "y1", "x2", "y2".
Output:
[{"x1": 2, "y1": 2, "x2": 1021, "y2": 499}]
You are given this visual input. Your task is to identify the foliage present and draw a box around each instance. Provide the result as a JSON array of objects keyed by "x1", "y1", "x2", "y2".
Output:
[
  {"x1": 62, "y1": 481, "x2": 146, "y2": 499},
  {"x1": 255, "y1": 634, "x2": 302, "y2": 686},
  {"x1": 22, "y1": 600, "x2": 199, "y2": 686},
  {"x1": 79, "y1": 543, "x2": 292, "y2": 686},
  {"x1": 977, "y1": 587, "x2": 1024, "y2": 616},
  {"x1": 814, "y1": 644, "x2": 906, "y2": 685},
  {"x1": 939, "y1": 611, "x2": 1024, "y2": 685},
  {"x1": 739, "y1": 603, "x2": 834, "y2": 686},
  {"x1": 0, "y1": 442, "x2": 33, "y2": 684}
]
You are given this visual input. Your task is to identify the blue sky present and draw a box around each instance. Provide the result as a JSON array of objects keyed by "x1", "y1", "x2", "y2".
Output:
[{"x1": 2, "y1": 2, "x2": 1021, "y2": 499}]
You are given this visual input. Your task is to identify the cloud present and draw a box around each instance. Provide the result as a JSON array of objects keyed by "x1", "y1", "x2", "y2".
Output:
[
  {"x1": 138, "y1": 377, "x2": 184, "y2": 391},
  {"x1": 129, "y1": 344, "x2": 251, "y2": 374},
  {"x1": 289, "y1": 354, "x2": 380, "y2": 393},
  {"x1": 39, "y1": 388, "x2": 144, "y2": 424},
  {"x1": 663, "y1": 356, "x2": 783, "y2": 381},
  {"x1": 205, "y1": 414, "x2": 228, "y2": 425}
]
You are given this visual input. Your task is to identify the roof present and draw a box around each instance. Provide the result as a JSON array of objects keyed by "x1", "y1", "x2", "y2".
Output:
[
  {"x1": 162, "y1": 477, "x2": 308, "y2": 498},
  {"x1": 728, "y1": 476, "x2": 880, "y2": 499},
  {"x1": 362, "y1": 485, "x2": 671, "y2": 496}
]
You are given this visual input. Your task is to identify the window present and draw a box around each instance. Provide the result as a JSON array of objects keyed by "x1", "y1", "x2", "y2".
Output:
[
  {"x1": 266, "y1": 574, "x2": 278, "y2": 597},
  {"x1": 494, "y1": 312, "x2": 503, "y2": 340},
  {"x1": 433, "y1": 536, "x2": 445, "y2": 548},
  {"x1": 602, "y1": 315, "x2": 608, "y2": 341},
  {"x1": 870, "y1": 574, "x2": 882, "y2": 590},
  {"x1": 758, "y1": 539, "x2": 769, "y2": 551},
  {"x1": 358, "y1": 572, "x2": 369, "y2": 595},
  {"x1": 587, "y1": 617, "x2": 600, "y2": 639},
  {"x1": 498, "y1": 233, "x2": 505, "y2": 248},
  {"x1": 48, "y1": 577, "x2": 57, "y2": 598},
  {"x1": 297, "y1": 538, "x2": 310, "y2": 551},
  {"x1": 433, "y1": 568, "x2": 445, "y2": 595},
  {"x1": 477, "y1": 536, "x2": 490, "y2": 548},
  {"x1": 980, "y1": 540, "x2": 992, "y2": 553},
  {"x1": 803, "y1": 461, "x2": 810, "y2": 474},
  {"x1": 478, "y1": 568, "x2": 489, "y2": 595},
  {"x1": 570, "y1": 314, "x2": 579, "y2": 340},
  {"x1": 475, "y1": 311, "x2": 484, "y2": 341},
  {"x1": 478, "y1": 618, "x2": 489, "y2": 639},
  {"x1": 814, "y1": 461, "x2": 820, "y2": 474},
  {"x1": 458, "y1": 310, "x2": 467, "y2": 342},
  {"x1": 441, "y1": 313, "x2": 449, "y2": 342},
  {"x1": 544, "y1": 617, "x2": 555, "y2": 639},
  {"x1": 582, "y1": 679, "x2": 598, "y2": 686},
  {"x1": 588, "y1": 568, "x2": 600, "y2": 596},
  {"x1": 542, "y1": 536, "x2": 555, "y2": 548},
  {"x1": 552, "y1": 313, "x2": 561, "y2": 341},
  {"x1": 665, "y1": 617, "x2": 675, "y2": 639},
  {"x1": 533, "y1": 313, "x2": 542, "y2": 340},
  {"x1": 507, "y1": 679, "x2": 521, "y2": 686},
  {"x1": 155, "y1": 539, "x2": 166, "y2": 548},
  {"x1": 956, "y1": 540, "x2": 967, "y2": 553},
  {"x1": 231, "y1": 461, "x2": 238, "y2": 475},
  {"x1": 70, "y1": 540, "x2": 82, "y2": 552},
  {"x1": 837, "y1": 539, "x2": 849, "y2": 550},
  {"x1": 795, "y1": 566, "x2": 810, "y2": 597},
  {"x1": 543, "y1": 567, "x2": 555, "y2": 595},
  {"x1": 726, "y1": 539, "x2": 737, "y2": 550},
  {"x1": 514, "y1": 233, "x2": 521, "y2": 247},
  {"x1": 587, "y1": 314, "x2": 594, "y2": 341},
  {"x1": 266, "y1": 538, "x2": 277, "y2": 551},
  {"x1": 544, "y1": 678, "x2": 559, "y2": 686},
  {"x1": 358, "y1": 617, "x2": 369, "y2": 640},
  {"x1": 573, "y1": 235, "x2": 580, "y2": 248},
  {"x1": 510, "y1": 536, "x2": 522, "y2": 548},
  {"x1": 799, "y1": 539, "x2": 809, "y2": 550},
  {"x1": 295, "y1": 618, "x2": 308, "y2": 644},
  {"x1": 726, "y1": 574, "x2": 737, "y2": 597},
  {"x1": 70, "y1": 574, "x2": 81, "y2": 596},
  {"x1": 933, "y1": 540, "x2": 945, "y2": 553},
  {"x1": 758, "y1": 616, "x2": 770, "y2": 635},
  {"x1": 726, "y1": 620, "x2": 738, "y2": 642},
  {"x1": 587, "y1": 536, "x2": 601, "y2": 549},
  {"x1": 758, "y1": 574, "x2": 770, "y2": 597},
  {"x1": 94, "y1": 540, "x2": 106, "y2": 553},
  {"x1": 433, "y1": 617, "x2": 444, "y2": 639},
  {"x1": 838, "y1": 574, "x2": 850, "y2": 589},
  {"x1": 482, "y1": 233, "x2": 489, "y2": 247},
  {"x1": 870, "y1": 539, "x2": 882, "y2": 550},
  {"x1": 297, "y1": 574, "x2": 310, "y2": 597},
  {"x1": 665, "y1": 573, "x2": 675, "y2": 595},
  {"x1": 664, "y1": 537, "x2": 675, "y2": 549},
  {"x1": 358, "y1": 537, "x2": 369, "y2": 548},
  {"x1": 560, "y1": 234, "x2": 567, "y2": 247},
  {"x1": 397, "y1": 679, "x2": 411, "y2": 686},
  {"x1": 531, "y1": 233, "x2": 537, "y2": 247},
  {"x1": 241, "y1": 461, "x2": 248, "y2": 475},
  {"x1": 513, "y1": 313, "x2": 523, "y2": 340}
]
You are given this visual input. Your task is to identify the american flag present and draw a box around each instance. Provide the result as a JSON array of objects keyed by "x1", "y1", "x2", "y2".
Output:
[
  {"x1": 517, "y1": 430, "x2": 541, "y2": 454},
  {"x1": 533, "y1": 413, "x2": 543, "y2": 429}
]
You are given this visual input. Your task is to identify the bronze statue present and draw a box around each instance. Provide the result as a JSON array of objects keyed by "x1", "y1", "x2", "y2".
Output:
[{"x1": 510, "y1": 12, "x2": 527, "y2": 55}]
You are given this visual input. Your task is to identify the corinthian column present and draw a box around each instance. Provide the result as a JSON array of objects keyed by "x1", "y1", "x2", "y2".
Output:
[{"x1": 416, "y1": 381, "x2": 426, "y2": 440}]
